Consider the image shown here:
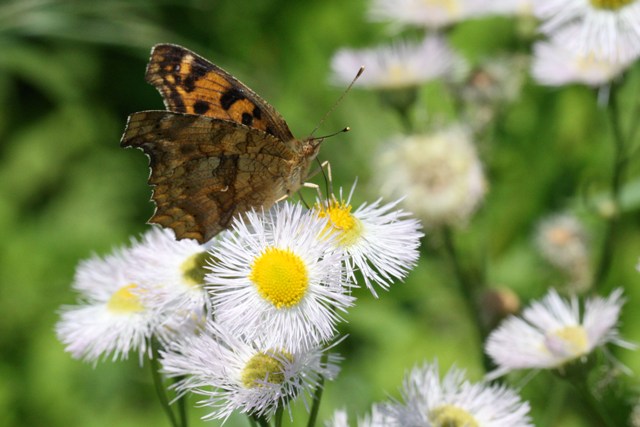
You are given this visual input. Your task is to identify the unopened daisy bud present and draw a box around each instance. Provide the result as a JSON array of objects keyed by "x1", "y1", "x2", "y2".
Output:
[
  {"x1": 531, "y1": 31, "x2": 634, "y2": 87},
  {"x1": 331, "y1": 36, "x2": 456, "y2": 91},
  {"x1": 485, "y1": 288, "x2": 633, "y2": 379},
  {"x1": 534, "y1": 0, "x2": 640, "y2": 62},
  {"x1": 385, "y1": 361, "x2": 533, "y2": 426},
  {"x1": 480, "y1": 288, "x2": 521, "y2": 330},
  {"x1": 206, "y1": 202, "x2": 353, "y2": 352},
  {"x1": 161, "y1": 321, "x2": 340, "y2": 421},
  {"x1": 315, "y1": 182, "x2": 422, "y2": 297},
  {"x1": 56, "y1": 246, "x2": 156, "y2": 363},
  {"x1": 375, "y1": 127, "x2": 487, "y2": 228}
]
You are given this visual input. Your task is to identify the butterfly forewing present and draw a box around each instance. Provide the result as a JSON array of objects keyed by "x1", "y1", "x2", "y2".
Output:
[{"x1": 145, "y1": 44, "x2": 296, "y2": 143}]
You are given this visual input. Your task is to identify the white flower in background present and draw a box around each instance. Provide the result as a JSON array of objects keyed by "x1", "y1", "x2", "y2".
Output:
[
  {"x1": 56, "y1": 245, "x2": 156, "y2": 363},
  {"x1": 369, "y1": 0, "x2": 473, "y2": 28},
  {"x1": 206, "y1": 203, "x2": 353, "y2": 352},
  {"x1": 535, "y1": 213, "x2": 592, "y2": 291},
  {"x1": 315, "y1": 182, "x2": 422, "y2": 297},
  {"x1": 375, "y1": 127, "x2": 487, "y2": 228},
  {"x1": 486, "y1": 288, "x2": 632, "y2": 378},
  {"x1": 331, "y1": 36, "x2": 456, "y2": 90},
  {"x1": 161, "y1": 321, "x2": 340, "y2": 421},
  {"x1": 129, "y1": 227, "x2": 213, "y2": 343},
  {"x1": 468, "y1": 0, "x2": 533, "y2": 17},
  {"x1": 325, "y1": 405, "x2": 393, "y2": 427},
  {"x1": 531, "y1": 31, "x2": 632, "y2": 87},
  {"x1": 534, "y1": 0, "x2": 640, "y2": 62},
  {"x1": 385, "y1": 361, "x2": 533, "y2": 426}
]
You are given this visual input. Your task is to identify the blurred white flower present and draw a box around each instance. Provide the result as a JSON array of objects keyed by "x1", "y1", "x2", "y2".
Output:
[
  {"x1": 56, "y1": 243, "x2": 156, "y2": 363},
  {"x1": 486, "y1": 288, "x2": 633, "y2": 378},
  {"x1": 206, "y1": 202, "x2": 353, "y2": 352},
  {"x1": 468, "y1": 0, "x2": 533, "y2": 17},
  {"x1": 375, "y1": 127, "x2": 487, "y2": 228},
  {"x1": 535, "y1": 213, "x2": 592, "y2": 292},
  {"x1": 369, "y1": 0, "x2": 474, "y2": 28},
  {"x1": 534, "y1": 0, "x2": 640, "y2": 62},
  {"x1": 532, "y1": 31, "x2": 633, "y2": 87},
  {"x1": 325, "y1": 405, "x2": 392, "y2": 427},
  {"x1": 331, "y1": 36, "x2": 456, "y2": 90},
  {"x1": 385, "y1": 361, "x2": 533, "y2": 426},
  {"x1": 161, "y1": 321, "x2": 340, "y2": 421},
  {"x1": 315, "y1": 182, "x2": 423, "y2": 297}
]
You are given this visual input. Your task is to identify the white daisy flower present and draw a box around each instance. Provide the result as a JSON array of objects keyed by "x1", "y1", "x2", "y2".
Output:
[
  {"x1": 160, "y1": 321, "x2": 341, "y2": 421},
  {"x1": 369, "y1": 0, "x2": 474, "y2": 28},
  {"x1": 206, "y1": 202, "x2": 353, "y2": 352},
  {"x1": 385, "y1": 361, "x2": 533, "y2": 426},
  {"x1": 531, "y1": 31, "x2": 633, "y2": 87},
  {"x1": 128, "y1": 227, "x2": 213, "y2": 343},
  {"x1": 56, "y1": 245, "x2": 156, "y2": 363},
  {"x1": 486, "y1": 288, "x2": 633, "y2": 378},
  {"x1": 467, "y1": 0, "x2": 533, "y2": 17},
  {"x1": 315, "y1": 182, "x2": 423, "y2": 297},
  {"x1": 331, "y1": 36, "x2": 457, "y2": 90},
  {"x1": 534, "y1": 0, "x2": 640, "y2": 62},
  {"x1": 326, "y1": 405, "x2": 393, "y2": 427},
  {"x1": 374, "y1": 126, "x2": 487, "y2": 228}
]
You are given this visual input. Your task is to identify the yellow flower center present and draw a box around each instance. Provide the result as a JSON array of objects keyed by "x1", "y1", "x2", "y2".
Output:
[
  {"x1": 545, "y1": 325, "x2": 589, "y2": 359},
  {"x1": 240, "y1": 350, "x2": 293, "y2": 388},
  {"x1": 249, "y1": 247, "x2": 309, "y2": 309},
  {"x1": 180, "y1": 251, "x2": 216, "y2": 287},
  {"x1": 107, "y1": 284, "x2": 144, "y2": 313},
  {"x1": 422, "y1": 0, "x2": 461, "y2": 14},
  {"x1": 429, "y1": 404, "x2": 479, "y2": 427},
  {"x1": 590, "y1": 0, "x2": 635, "y2": 10},
  {"x1": 317, "y1": 200, "x2": 363, "y2": 247}
]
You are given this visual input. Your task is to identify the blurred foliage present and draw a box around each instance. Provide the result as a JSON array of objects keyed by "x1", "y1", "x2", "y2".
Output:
[{"x1": 1, "y1": 1, "x2": 640, "y2": 426}]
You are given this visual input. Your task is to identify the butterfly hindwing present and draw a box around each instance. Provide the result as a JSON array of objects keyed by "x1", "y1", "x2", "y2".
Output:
[
  {"x1": 121, "y1": 111, "x2": 296, "y2": 242},
  {"x1": 145, "y1": 44, "x2": 295, "y2": 143}
]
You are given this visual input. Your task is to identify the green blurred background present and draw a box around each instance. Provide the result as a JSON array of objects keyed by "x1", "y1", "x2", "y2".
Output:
[{"x1": 2, "y1": 1, "x2": 640, "y2": 426}]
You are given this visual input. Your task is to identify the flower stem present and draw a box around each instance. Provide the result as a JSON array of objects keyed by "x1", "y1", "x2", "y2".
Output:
[
  {"x1": 594, "y1": 82, "x2": 628, "y2": 290},
  {"x1": 571, "y1": 377, "x2": 617, "y2": 427},
  {"x1": 306, "y1": 360, "x2": 327, "y2": 427},
  {"x1": 441, "y1": 226, "x2": 491, "y2": 370},
  {"x1": 149, "y1": 342, "x2": 180, "y2": 427},
  {"x1": 274, "y1": 405, "x2": 284, "y2": 427},
  {"x1": 175, "y1": 377, "x2": 188, "y2": 427},
  {"x1": 250, "y1": 416, "x2": 270, "y2": 427}
]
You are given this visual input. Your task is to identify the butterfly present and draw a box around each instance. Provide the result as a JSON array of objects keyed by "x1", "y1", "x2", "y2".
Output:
[{"x1": 120, "y1": 44, "x2": 323, "y2": 243}]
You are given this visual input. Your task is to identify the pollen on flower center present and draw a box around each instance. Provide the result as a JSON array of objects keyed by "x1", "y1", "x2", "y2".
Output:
[
  {"x1": 590, "y1": 0, "x2": 635, "y2": 10},
  {"x1": 181, "y1": 251, "x2": 215, "y2": 287},
  {"x1": 317, "y1": 201, "x2": 363, "y2": 247},
  {"x1": 545, "y1": 325, "x2": 589, "y2": 359},
  {"x1": 107, "y1": 283, "x2": 144, "y2": 313},
  {"x1": 249, "y1": 247, "x2": 309, "y2": 309},
  {"x1": 240, "y1": 350, "x2": 293, "y2": 388},
  {"x1": 429, "y1": 404, "x2": 479, "y2": 427}
]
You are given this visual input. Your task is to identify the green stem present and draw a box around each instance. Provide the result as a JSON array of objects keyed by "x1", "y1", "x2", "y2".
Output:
[
  {"x1": 594, "y1": 82, "x2": 628, "y2": 289},
  {"x1": 246, "y1": 416, "x2": 258, "y2": 427},
  {"x1": 441, "y1": 226, "x2": 491, "y2": 371},
  {"x1": 571, "y1": 378, "x2": 616, "y2": 427},
  {"x1": 274, "y1": 405, "x2": 284, "y2": 427},
  {"x1": 175, "y1": 377, "x2": 188, "y2": 427},
  {"x1": 250, "y1": 415, "x2": 270, "y2": 427},
  {"x1": 306, "y1": 370, "x2": 326, "y2": 427},
  {"x1": 150, "y1": 342, "x2": 180, "y2": 427}
]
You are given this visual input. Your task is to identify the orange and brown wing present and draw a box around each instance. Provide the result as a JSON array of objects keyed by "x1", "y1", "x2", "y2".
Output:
[
  {"x1": 144, "y1": 43, "x2": 295, "y2": 143},
  {"x1": 120, "y1": 111, "x2": 296, "y2": 242}
]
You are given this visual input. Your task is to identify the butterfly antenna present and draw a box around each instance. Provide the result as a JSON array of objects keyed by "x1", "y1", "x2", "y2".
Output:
[{"x1": 308, "y1": 66, "x2": 365, "y2": 139}]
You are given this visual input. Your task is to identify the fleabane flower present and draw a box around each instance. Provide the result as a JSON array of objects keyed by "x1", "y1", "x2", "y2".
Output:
[
  {"x1": 331, "y1": 36, "x2": 456, "y2": 90},
  {"x1": 56, "y1": 244, "x2": 156, "y2": 363},
  {"x1": 315, "y1": 183, "x2": 422, "y2": 297},
  {"x1": 161, "y1": 321, "x2": 341, "y2": 421},
  {"x1": 385, "y1": 361, "x2": 533, "y2": 426},
  {"x1": 534, "y1": 0, "x2": 640, "y2": 62},
  {"x1": 206, "y1": 202, "x2": 353, "y2": 352},
  {"x1": 128, "y1": 227, "x2": 214, "y2": 342},
  {"x1": 531, "y1": 31, "x2": 633, "y2": 87},
  {"x1": 486, "y1": 288, "x2": 633, "y2": 378},
  {"x1": 374, "y1": 126, "x2": 487, "y2": 228},
  {"x1": 369, "y1": 0, "x2": 474, "y2": 28},
  {"x1": 326, "y1": 405, "x2": 393, "y2": 427}
]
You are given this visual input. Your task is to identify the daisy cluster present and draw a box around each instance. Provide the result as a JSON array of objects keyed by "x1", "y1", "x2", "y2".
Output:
[{"x1": 56, "y1": 184, "x2": 422, "y2": 421}]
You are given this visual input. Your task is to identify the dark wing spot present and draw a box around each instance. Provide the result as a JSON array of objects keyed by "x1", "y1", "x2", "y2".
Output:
[
  {"x1": 241, "y1": 112, "x2": 253, "y2": 126},
  {"x1": 193, "y1": 100, "x2": 210, "y2": 115},
  {"x1": 220, "y1": 88, "x2": 245, "y2": 110},
  {"x1": 253, "y1": 106, "x2": 262, "y2": 120},
  {"x1": 182, "y1": 75, "x2": 196, "y2": 92}
]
